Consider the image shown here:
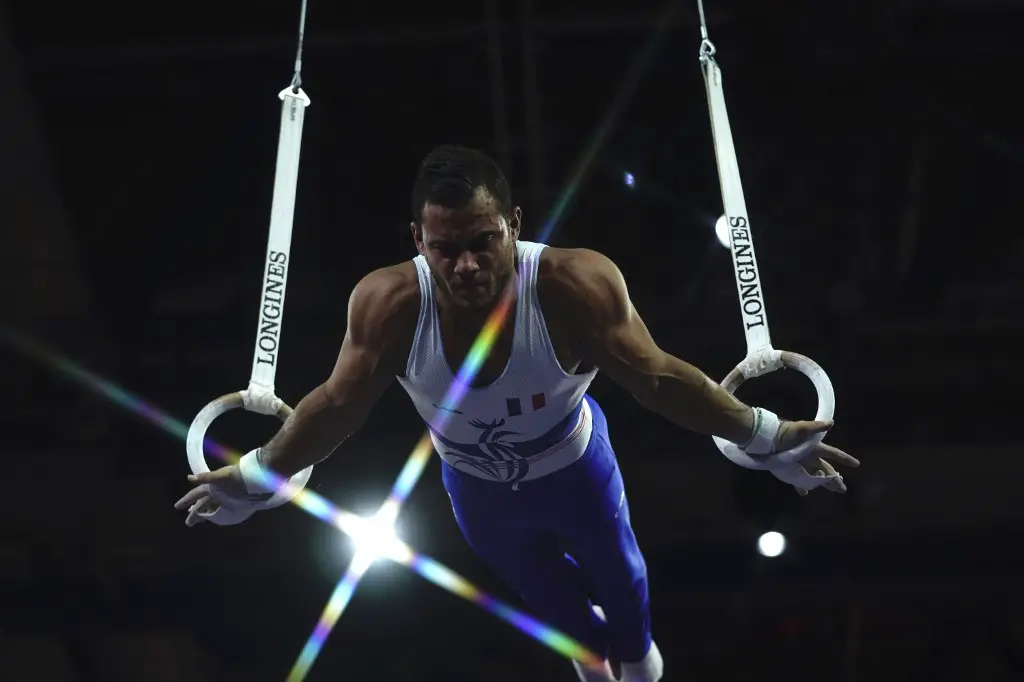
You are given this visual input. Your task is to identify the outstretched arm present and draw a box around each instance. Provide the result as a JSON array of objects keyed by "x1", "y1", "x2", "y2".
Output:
[
  {"x1": 550, "y1": 248, "x2": 756, "y2": 443},
  {"x1": 258, "y1": 266, "x2": 418, "y2": 479},
  {"x1": 174, "y1": 265, "x2": 419, "y2": 523},
  {"x1": 544, "y1": 248, "x2": 857, "y2": 493}
]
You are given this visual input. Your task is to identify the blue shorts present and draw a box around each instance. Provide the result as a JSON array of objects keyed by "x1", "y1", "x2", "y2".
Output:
[{"x1": 441, "y1": 395, "x2": 652, "y2": 663}]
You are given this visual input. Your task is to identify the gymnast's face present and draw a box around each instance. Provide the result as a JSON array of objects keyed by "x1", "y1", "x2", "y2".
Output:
[{"x1": 413, "y1": 188, "x2": 521, "y2": 310}]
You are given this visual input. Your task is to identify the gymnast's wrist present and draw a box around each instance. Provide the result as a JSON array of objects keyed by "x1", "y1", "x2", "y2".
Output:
[
  {"x1": 238, "y1": 448, "x2": 278, "y2": 496},
  {"x1": 739, "y1": 407, "x2": 783, "y2": 455}
]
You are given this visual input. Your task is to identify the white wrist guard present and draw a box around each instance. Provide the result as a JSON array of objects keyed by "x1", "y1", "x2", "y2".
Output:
[
  {"x1": 716, "y1": 407, "x2": 841, "y2": 492},
  {"x1": 238, "y1": 448, "x2": 277, "y2": 496},
  {"x1": 740, "y1": 407, "x2": 782, "y2": 455},
  {"x1": 192, "y1": 449, "x2": 277, "y2": 527}
]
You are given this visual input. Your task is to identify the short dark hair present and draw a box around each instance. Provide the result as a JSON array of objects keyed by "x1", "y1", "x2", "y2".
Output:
[{"x1": 411, "y1": 145, "x2": 512, "y2": 224}]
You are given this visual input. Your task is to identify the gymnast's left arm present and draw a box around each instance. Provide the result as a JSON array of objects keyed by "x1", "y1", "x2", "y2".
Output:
[{"x1": 551, "y1": 248, "x2": 858, "y2": 475}]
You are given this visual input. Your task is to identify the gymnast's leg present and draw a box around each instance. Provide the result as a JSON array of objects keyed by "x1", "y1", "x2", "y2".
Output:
[
  {"x1": 441, "y1": 462, "x2": 615, "y2": 680},
  {"x1": 535, "y1": 395, "x2": 662, "y2": 681}
]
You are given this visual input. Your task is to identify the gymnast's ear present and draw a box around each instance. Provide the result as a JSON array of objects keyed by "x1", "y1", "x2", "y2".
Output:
[
  {"x1": 410, "y1": 221, "x2": 425, "y2": 254},
  {"x1": 508, "y1": 206, "x2": 522, "y2": 240}
]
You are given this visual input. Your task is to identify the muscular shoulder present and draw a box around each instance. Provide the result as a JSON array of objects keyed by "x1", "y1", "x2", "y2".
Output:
[
  {"x1": 537, "y1": 247, "x2": 630, "y2": 330},
  {"x1": 347, "y1": 261, "x2": 421, "y2": 365}
]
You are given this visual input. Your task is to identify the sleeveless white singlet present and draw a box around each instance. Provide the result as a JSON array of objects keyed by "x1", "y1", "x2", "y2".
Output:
[{"x1": 396, "y1": 241, "x2": 598, "y2": 484}]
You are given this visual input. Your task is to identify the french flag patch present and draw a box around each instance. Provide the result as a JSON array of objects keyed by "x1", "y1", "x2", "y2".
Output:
[{"x1": 506, "y1": 393, "x2": 546, "y2": 417}]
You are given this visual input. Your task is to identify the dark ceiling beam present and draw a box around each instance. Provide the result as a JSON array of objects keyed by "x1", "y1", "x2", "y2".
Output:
[
  {"x1": 20, "y1": 11, "x2": 693, "y2": 72},
  {"x1": 17, "y1": 1, "x2": 1024, "y2": 73}
]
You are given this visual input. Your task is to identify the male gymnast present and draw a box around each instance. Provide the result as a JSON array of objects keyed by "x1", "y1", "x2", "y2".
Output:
[{"x1": 175, "y1": 145, "x2": 858, "y2": 681}]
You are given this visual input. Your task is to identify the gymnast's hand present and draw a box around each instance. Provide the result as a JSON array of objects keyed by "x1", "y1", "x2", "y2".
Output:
[
  {"x1": 174, "y1": 465, "x2": 259, "y2": 526},
  {"x1": 776, "y1": 420, "x2": 860, "y2": 496}
]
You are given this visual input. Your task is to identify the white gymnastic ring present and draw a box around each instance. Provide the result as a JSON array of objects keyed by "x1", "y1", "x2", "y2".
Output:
[
  {"x1": 185, "y1": 391, "x2": 313, "y2": 508},
  {"x1": 712, "y1": 350, "x2": 836, "y2": 468}
]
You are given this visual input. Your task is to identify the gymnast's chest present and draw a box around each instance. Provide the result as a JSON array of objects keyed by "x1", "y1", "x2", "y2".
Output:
[
  {"x1": 439, "y1": 312, "x2": 583, "y2": 386},
  {"x1": 440, "y1": 324, "x2": 515, "y2": 389},
  {"x1": 400, "y1": 359, "x2": 570, "y2": 441}
]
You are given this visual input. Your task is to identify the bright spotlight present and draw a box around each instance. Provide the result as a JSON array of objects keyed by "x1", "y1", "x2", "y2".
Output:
[
  {"x1": 757, "y1": 531, "x2": 786, "y2": 558},
  {"x1": 715, "y1": 215, "x2": 730, "y2": 249},
  {"x1": 345, "y1": 509, "x2": 405, "y2": 566}
]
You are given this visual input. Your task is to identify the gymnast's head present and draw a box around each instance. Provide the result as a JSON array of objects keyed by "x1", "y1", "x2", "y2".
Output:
[{"x1": 411, "y1": 144, "x2": 521, "y2": 310}]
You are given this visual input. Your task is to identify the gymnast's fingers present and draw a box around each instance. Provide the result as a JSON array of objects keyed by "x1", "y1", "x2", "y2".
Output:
[
  {"x1": 175, "y1": 485, "x2": 211, "y2": 511},
  {"x1": 816, "y1": 443, "x2": 859, "y2": 468},
  {"x1": 185, "y1": 495, "x2": 215, "y2": 527},
  {"x1": 818, "y1": 460, "x2": 846, "y2": 493},
  {"x1": 187, "y1": 469, "x2": 232, "y2": 486},
  {"x1": 797, "y1": 458, "x2": 846, "y2": 493}
]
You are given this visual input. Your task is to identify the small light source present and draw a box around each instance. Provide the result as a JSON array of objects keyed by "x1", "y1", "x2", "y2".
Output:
[
  {"x1": 623, "y1": 172, "x2": 635, "y2": 188},
  {"x1": 715, "y1": 214, "x2": 730, "y2": 249},
  {"x1": 757, "y1": 531, "x2": 786, "y2": 558}
]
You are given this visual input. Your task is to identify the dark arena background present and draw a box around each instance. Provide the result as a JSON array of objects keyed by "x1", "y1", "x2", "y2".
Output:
[{"x1": 3, "y1": 0, "x2": 1023, "y2": 680}]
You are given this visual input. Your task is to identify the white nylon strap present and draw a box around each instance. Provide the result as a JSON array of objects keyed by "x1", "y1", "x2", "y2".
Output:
[
  {"x1": 701, "y1": 55, "x2": 771, "y2": 357},
  {"x1": 697, "y1": 14, "x2": 839, "y2": 490},
  {"x1": 248, "y1": 86, "x2": 311, "y2": 397}
]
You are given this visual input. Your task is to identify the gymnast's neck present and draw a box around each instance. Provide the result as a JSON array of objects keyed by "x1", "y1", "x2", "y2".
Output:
[{"x1": 434, "y1": 269, "x2": 517, "y2": 333}]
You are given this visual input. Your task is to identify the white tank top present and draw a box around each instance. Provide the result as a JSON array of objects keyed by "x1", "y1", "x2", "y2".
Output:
[{"x1": 396, "y1": 241, "x2": 598, "y2": 484}]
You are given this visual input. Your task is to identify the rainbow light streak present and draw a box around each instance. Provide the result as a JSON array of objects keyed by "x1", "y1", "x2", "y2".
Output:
[
  {"x1": 289, "y1": 521, "x2": 604, "y2": 682},
  {"x1": 1, "y1": 330, "x2": 603, "y2": 675},
  {"x1": 286, "y1": 552, "x2": 375, "y2": 682},
  {"x1": 289, "y1": 285, "x2": 522, "y2": 679},
  {"x1": 0, "y1": 330, "x2": 364, "y2": 534},
  {"x1": 2, "y1": 329, "x2": 194, "y2": 445},
  {"x1": 382, "y1": 285, "x2": 516, "y2": 509},
  {"x1": 401, "y1": 551, "x2": 604, "y2": 669}
]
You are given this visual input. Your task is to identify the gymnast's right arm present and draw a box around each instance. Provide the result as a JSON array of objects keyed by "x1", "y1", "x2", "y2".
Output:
[
  {"x1": 174, "y1": 267, "x2": 415, "y2": 523},
  {"x1": 257, "y1": 267, "x2": 416, "y2": 479}
]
